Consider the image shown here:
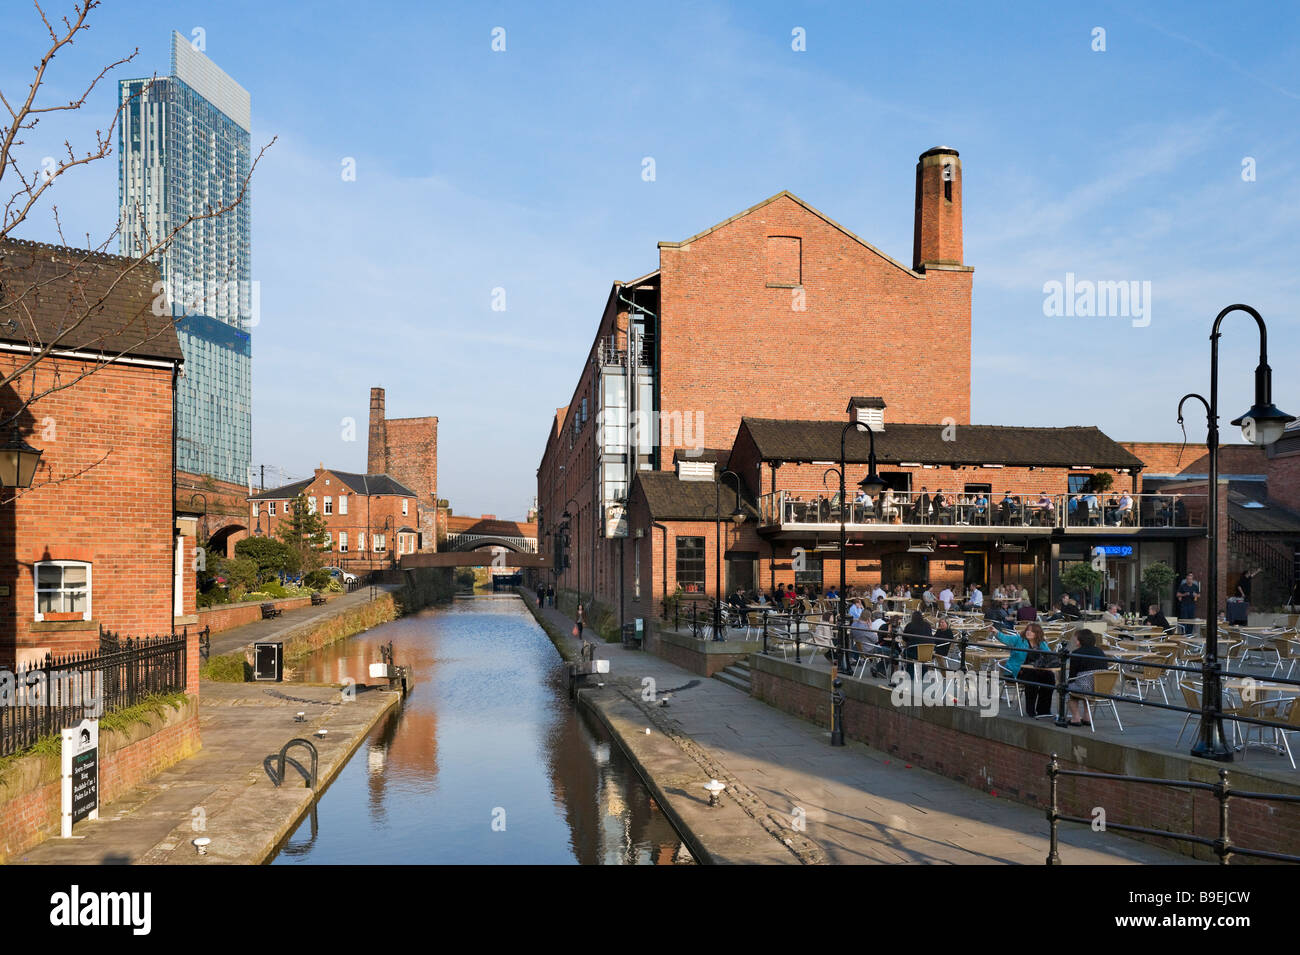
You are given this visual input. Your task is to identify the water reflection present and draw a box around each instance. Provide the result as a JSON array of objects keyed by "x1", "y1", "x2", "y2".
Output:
[{"x1": 272, "y1": 595, "x2": 691, "y2": 864}]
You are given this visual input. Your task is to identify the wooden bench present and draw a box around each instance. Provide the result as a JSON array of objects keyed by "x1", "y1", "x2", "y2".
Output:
[
  {"x1": 261, "y1": 602, "x2": 282, "y2": 620},
  {"x1": 310, "y1": 592, "x2": 327, "y2": 606}
]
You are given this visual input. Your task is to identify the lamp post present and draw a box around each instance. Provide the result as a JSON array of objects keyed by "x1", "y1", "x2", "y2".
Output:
[
  {"x1": 1177, "y1": 304, "x2": 1294, "y2": 762},
  {"x1": 561, "y1": 497, "x2": 580, "y2": 600},
  {"x1": 824, "y1": 421, "x2": 885, "y2": 671},
  {"x1": 717, "y1": 470, "x2": 748, "y2": 641},
  {"x1": 382, "y1": 515, "x2": 395, "y2": 569},
  {"x1": 0, "y1": 428, "x2": 42, "y2": 489}
]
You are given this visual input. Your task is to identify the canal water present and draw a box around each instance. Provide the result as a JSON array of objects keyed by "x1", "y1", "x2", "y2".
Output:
[{"x1": 270, "y1": 594, "x2": 692, "y2": 864}]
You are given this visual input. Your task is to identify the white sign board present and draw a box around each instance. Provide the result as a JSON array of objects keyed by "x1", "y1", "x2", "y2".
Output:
[{"x1": 61, "y1": 718, "x2": 98, "y2": 837}]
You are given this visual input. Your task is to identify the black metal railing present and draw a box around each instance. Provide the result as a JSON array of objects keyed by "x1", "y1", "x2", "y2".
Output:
[
  {"x1": 1046, "y1": 757, "x2": 1300, "y2": 864},
  {"x1": 1, "y1": 631, "x2": 188, "y2": 758}
]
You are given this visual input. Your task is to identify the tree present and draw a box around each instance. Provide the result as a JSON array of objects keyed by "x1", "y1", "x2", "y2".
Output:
[
  {"x1": 1082, "y1": 473, "x2": 1114, "y2": 494},
  {"x1": 1141, "y1": 560, "x2": 1177, "y2": 611},
  {"x1": 276, "y1": 493, "x2": 331, "y2": 573},
  {"x1": 1061, "y1": 562, "x2": 1104, "y2": 609},
  {"x1": 234, "y1": 536, "x2": 293, "y2": 583},
  {"x1": 0, "y1": 1, "x2": 273, "y2": 502}
]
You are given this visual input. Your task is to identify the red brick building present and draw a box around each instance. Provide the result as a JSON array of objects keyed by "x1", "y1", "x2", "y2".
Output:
[
  {"x1": 367, "y1": 387, "x2": 438, "y2": 552},
  {"x1": 538, "y1": 147, "x2": 976, "y2": 616},
  {"x1": 248, "y1": 467, "x2": 420, "y2": 572},
  {"x1": 0, "y1": 240, "x2": 195, "y2": 671}
]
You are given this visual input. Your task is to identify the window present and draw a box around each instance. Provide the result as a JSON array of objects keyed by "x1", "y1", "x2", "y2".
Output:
[
  {"x1": 268, "y1": 501, "x2": 276, "y2": 516},
  {"x1": 675, "y1": 536, "x2": 706, "y2": 594},
  {"x1": 35, "y1": 561, "x2": 91, "y2": 621},
  {"x1": 402, "y1": 499, "x2": 408, "y2": 516},
  {"x1": 795, "y1": 556, "x2": 823, "y2": 593},
  {"x1": 963, "y1": 483, "x2": 992, "y2": 495},
  {"x1": 252, "y1": 502, "x2": 260, "y2": 518},
  {"x1": 374, "y1": 534, "x2": 387, "y2": 553},
  {"x1": 357, "y1": 532, "x2": 365, "y2": 552},
  {"x1": 324, "y1": 531, "x2": 332, "y2": 548},
  {"x1": 339, "y1": 531, "x2": 348, "y2": 552},
  {"x1": 765, "y1": 235, "x2": 802, "y2": 287},
  {"x1": 324, "y1": 496, "x2": 333, "y2": 515},
  {"x1": 339, "y1": 495, "x2": 348, "y2": 515},
  {"x1": 307, "y1": 497, "x2": 317, "y2": 514}
]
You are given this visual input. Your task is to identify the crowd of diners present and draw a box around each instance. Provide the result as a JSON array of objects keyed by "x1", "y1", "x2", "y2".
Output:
[
  {"x1": 719, "y1": 579, "x2": 1183, "y2": 728},
  {"x1": 777, "y1": 488, "x2": 1191, "y2": 528}
]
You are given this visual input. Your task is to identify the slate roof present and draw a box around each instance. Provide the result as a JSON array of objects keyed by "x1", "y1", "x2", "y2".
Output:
[
  {"x1": 740, "y1": 418, "x2": 1146, "y2": 470},
  {"x1": 248, "y1": 470, "x2": 419, "y2": 501},
  {"x1": 1228, "y1": 490, "x2": 1300, "y2": 535},
  {"x1": 0, "y1": 238, "x2": 183, "y2": 363},
  {"x1": 633, "y1": 470, "x2": 759, "y2": 522}
]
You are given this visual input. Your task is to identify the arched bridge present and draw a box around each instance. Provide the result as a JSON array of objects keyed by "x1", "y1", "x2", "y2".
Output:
[{"x1": 445, "y1": 532, "x2": 537, "y2": 553}]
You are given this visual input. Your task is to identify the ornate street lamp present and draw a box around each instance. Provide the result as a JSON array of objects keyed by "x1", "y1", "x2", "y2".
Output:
[
  {"x1": 1178, "y1": 304, "x2": 1294, "y2": 762},
  {"x1": 823, "y1": 421, "x2": 883, "y2": 671},
  {"x1": 0, "y1": 428, "x2": 42, "y2": 488}
]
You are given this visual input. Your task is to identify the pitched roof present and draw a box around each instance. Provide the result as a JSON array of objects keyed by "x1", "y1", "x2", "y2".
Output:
[
  {"x1": 0, "y1": 238, "x2": 183, "y2": 363},
  {"x1": 657, "y1": 190, "x2": 923, "y2": 277},
  {"x1": 633, "y1": 470, "x2": 759, "y2": 522},
  {"x1": 740, "y1": 418, "x2": 1146, "y2": 470},
  {"x1": 248, "y1": 470, "x2": 418, "y2": 500}
]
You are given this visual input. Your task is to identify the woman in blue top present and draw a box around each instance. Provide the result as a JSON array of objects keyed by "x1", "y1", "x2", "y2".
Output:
[{"x1": 992, "y1": 619, "x2": 1029, "y2": 679}]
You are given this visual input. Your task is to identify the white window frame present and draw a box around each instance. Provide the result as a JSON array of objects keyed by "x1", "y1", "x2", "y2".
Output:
[
  {"x1": 324, "y1": 496, "x2": 333, "y2": 515},
  {"x1": 308, "y1": 497, "x2": 317, "y2": 515},
  {"x1": 324, "y1": 531, "x2": 332, "y2": 548},
  {"x1": 402, "y1": 499, "x2": 409, "y2": 516},
  {"x1": 268, "y1": 501, "x2": 276, "y2": 516},
  {"x1": 339, "y1": 531, "x2": 348, "y2": 553},
  {"x1": 374, "y1": 533, "x2": 386, "y2": 553},
  {"x1": 339, "y1": 495, "x2": 348, "y2": 516},
  {"x1": 35, "y1": 560, "x2": 92, "y2": 622}
]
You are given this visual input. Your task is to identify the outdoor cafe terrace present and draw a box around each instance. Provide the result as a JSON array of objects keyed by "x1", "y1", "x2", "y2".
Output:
[{"x1": 757, "y1": 489, "x2": 1207, "y2": 536}]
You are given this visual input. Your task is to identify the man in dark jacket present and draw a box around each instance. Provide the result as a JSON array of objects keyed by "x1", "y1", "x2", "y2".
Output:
[
  {"x1": 1145, "y1": 604, "x2": 1172, "y2": 630},
  {"x1": 1067, "y1": 629, "x2": 1110, "y2": 726}
]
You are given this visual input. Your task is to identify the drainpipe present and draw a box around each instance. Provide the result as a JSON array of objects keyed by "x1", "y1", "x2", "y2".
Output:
[{"x1": 171, "y1": 362, "x2": 178, "y2": 634}]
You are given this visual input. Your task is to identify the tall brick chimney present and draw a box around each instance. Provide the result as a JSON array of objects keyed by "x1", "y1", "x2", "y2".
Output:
[
  {"x1": 368, "y1": 387, "x2": 387, "y2": 474},
  {"x1": 912, "y1": 146, "x2": 963, "y2": 271}
]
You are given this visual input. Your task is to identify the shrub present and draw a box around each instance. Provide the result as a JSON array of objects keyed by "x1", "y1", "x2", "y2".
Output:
[
  {"x1": 235, "y1": 536, "x2": 294, "y2": 583},
  {"x1": 260, "y1": 580, "x2": 290, "y2": 599},
  {"x1": 326, "y1": 579, "x2": 344, "y2": 593},
  {"x1": 304, "y1": 569, "x2": 332, "y2": 591},
  {"x1": 218, "y1": 555, "x2": 260, "y2": 592}
]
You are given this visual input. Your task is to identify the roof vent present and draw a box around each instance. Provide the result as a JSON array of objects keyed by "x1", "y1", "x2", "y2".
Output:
[{"x1": 846, "y1": 396, "x2": 886, "y2": 432}]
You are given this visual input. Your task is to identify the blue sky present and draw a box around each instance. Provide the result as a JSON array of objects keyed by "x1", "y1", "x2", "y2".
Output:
[{"x1": 3, "y1": 1, "x2": 1298, "y2": 516}]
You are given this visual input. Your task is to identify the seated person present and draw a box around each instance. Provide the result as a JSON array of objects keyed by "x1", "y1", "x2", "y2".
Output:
[
  {"x1": 1016, "y1": 602, "x2": 1038, "y2": 622},
  {"x1": 992, "y1": 619, "x2": 1030, "y2": 682},
  {"x1": 1101, "y1": 603, "x2": 1124, "y2": 627},
  {"x1": 1144, "y1": 604, "x2": 1172, "y2": 630},
  {"x1": 1066, "y1": 629, "x2": 1110, "y2": 726}
]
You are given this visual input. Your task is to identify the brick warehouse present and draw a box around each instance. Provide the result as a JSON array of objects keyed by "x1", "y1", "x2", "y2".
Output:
[
  {"x1": 538, "y1": 147, "x2": 975, "y2": 620},
  {"x1": 0, "y1": 239, "x2": 199, "y2": 672},
  {"x1": 367, "y1": 386, "x2": 438, "y2": 552},
  {"x1": 249, "y1": 466, "x2": 421, "y2": 572}
]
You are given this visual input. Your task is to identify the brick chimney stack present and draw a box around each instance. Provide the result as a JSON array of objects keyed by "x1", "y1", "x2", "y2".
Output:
[
  {"x1": 368, "y1": 387, "x2": 387, "y2": 475},
  {"x1": 912, "y1": 146, "x2": 964, "y2": 271}
]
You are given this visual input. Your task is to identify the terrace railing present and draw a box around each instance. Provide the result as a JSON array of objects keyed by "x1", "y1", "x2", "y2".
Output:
[{"x1": 758, "y1": 490, "x2": 1206, "y2": 532}]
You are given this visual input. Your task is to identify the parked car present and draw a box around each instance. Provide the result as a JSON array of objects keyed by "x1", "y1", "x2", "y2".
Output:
[{"x1": 325, "y1": 566, "x2": 358, "y2": 584}]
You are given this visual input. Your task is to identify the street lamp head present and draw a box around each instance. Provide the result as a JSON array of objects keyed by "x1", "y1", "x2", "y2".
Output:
[
  {"x1": 1232, "y1": 404, "x2": 1295, "y2": 447},
  {"x1": 730, "y1": 505, "x2": 747, "y2": 525},
  {"x1": 858, "y1": 471, "x2": 886, "y2": 498},
  {"x1": 0, "y1": 428, "x2": 42, "y2": 488},
  {"x1": 1231, "y1": 356, "x2": 1296, "y2": 446}
]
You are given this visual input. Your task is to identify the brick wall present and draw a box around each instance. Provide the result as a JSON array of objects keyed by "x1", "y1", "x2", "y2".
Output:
[
  {"x1": 253, "y1": 470, "x2": 420, "y2": 560},
  {"x1": 0, "y1": 355, "x2": 175, "y2": 665},
  {"x1": 0, "y1": 697, "x2": 200, "y2": 863},
  {"x1": 366, "y1": 387, "x2": 438, "y2": 551},
  {"x1": 656, "y1": 192, "x2": 972, "y2": 468},
  {"x1": 1266, "y1": 442, "x2": 1300, "y2": 514},
  {"x1": 1121, "y1": 441, "x2": 1266, "y2": 479}
]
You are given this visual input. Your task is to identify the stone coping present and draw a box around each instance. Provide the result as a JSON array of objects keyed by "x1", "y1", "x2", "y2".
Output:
[{"x1": 654, "y1": 627, "x2": 763, "y2": 655}]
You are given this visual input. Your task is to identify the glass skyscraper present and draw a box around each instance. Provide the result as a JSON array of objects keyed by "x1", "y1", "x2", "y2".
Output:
[{"x1": 119, "y1": 32, "x2": 252, "y2": 485}]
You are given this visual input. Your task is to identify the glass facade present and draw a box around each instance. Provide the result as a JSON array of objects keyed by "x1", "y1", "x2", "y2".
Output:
[{"x1": 118, "y1": 33, "x2": 252, "y2": 485}]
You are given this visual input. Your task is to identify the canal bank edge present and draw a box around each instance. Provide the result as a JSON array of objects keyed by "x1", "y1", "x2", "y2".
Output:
[
  {"x1": 577, "y1": 686, "x2": 814, "y2": 864},
  {"x1": 520, "y1": 589, "x2": 819, "y2": 864}
]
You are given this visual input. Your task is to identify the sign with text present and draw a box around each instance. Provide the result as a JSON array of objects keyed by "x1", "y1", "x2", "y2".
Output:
[
  {"x1": 61, "y1": 717, "x2": 98, "y2": 837},
  {"x1": 604, "y1": 503, "x2": 628, "y2": 538}
]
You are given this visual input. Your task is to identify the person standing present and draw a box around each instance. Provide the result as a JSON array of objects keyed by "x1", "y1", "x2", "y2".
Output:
[
  {"x1": 576, "y1": 602, "x2": 586, "y2": 642},
  {"x1": 1177, "y1": 573, "x2": 1200, "y2": 634},
  {"x1": 1018, "y1": 622, "x2": 1057, "y2": 718}
]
